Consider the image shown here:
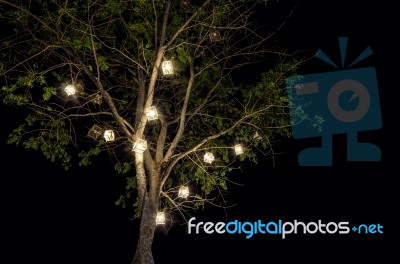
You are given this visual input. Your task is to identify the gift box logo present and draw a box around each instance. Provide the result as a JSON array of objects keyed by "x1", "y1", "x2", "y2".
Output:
[{"x1": 286, "y1": 37, "x2": 382, "y2": 166}]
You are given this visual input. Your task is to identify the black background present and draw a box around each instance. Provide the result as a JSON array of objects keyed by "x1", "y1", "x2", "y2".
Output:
[{"x1": 1, "y1": 0, "x2": 393, "y2": 263}]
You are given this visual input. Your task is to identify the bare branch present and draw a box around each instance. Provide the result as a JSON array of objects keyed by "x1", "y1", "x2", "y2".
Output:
[
  {"x1": 0, "y1": 0, "x2": 58, "y2": 35},
  {"x1": 155, "y1": 114, "x2": 168, "y2": 163},
  {"x1": 161, "y1": 60, "x2": 195, "y2": 163},
  {"x1": 64, "y1": 47, "x2": 134, "y2": 140},
  {"x1": 165, "y1": 0, "x2": 211, "y2": 47},
  {"x1": 160, "y1": 104, "x2": 280, "y2": 190}
]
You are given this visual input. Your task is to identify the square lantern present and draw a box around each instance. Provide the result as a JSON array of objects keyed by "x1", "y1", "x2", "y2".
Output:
[
  {"x1": 234, "y1": 144, "x2": 244, "y2": 155},
  {"x1": 156, "y1": 212, "x2": 166, "y2": 225},
  {"x1": 64, "y1": 80, "x2": 84, "y2": 96},
  {"x1": 161, "y1": 60, "x2": 174, "y2": 75},
  {"x1": 178, "y1": 186, "x2": 190, "y2": 198},
  {"x1": 180, "y1": 0, "x2": 191, "y2": 9},
  {"x1": 132, "y1": 138, "x2": 147, "y2": 154},
  {"x1": 103, "y1": 129, "x2": 115, "y2": 142},
  {"x1": 91, "y1": 94, "x2": 102, "y2": 105},
  {"x1": 209, "y1": 29, "x2": 222, "y2": 42},
  {"x1": 204, "y1": 152, "x2": 215, "y2": 164},
  {"x1": 64, "y1": 84, "x2": 76, "y2": 96},
  {"x1": 253, "y1": 131, "x2": 262, "y2": 140},
  {"x1": 87, "y1": 125, "x2": 102, "y2": 140},
  {"x1": 145, "y1": 106, "x2": 159, "y2": 121}
]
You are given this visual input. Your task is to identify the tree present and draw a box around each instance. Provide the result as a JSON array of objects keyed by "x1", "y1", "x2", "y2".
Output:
[{"x1": 0, "y1": 1, "x2": 299, "y2": 263}]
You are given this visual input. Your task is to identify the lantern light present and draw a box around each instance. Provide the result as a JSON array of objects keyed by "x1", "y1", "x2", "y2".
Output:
[
  {"x1": 103, "y1": 129, "x2": 115, "y2": 142},
  {"x1": 204, "y1": 152, "x2": 215, "y2": 164},
  {"x1": 156, "y1": 212, "x2": 166, "y2": 225},
  {"x1": 253, "y1": 131, "x2": 262, "y2": 140},
  {"x1": 180, "y1": 0, "x2": 191, "y2": 9},
  {"x1": 87, "y1": 125, "x2": 102, "y2": 140},
  {"x1": 132, "y1": 138, "x2": 148, "y2": 153},
  {"x1": 64, "y1": 84, "x2": 76, "y2": 96},
  {"x1": 161, "y1": 60, "x2": 174, "y2": 75},
  {"x1": 91, "y1": 94, "x2": 102, "y2": 105},
  {"x1": 209, "y1": 29, "x2": 222, "y2": 42},
  {"x1": 145, "y1": 106, "x2": 159, "y2": 121},
  {"x1": 178, "y1": 186, "x2": 190, "y2": 198},
  {"x1": 234, "y1": 144, "x2": 244, "y2": 155},
  {"x1": 64, "y1": 81, "x2": 83, "y2": 96}
]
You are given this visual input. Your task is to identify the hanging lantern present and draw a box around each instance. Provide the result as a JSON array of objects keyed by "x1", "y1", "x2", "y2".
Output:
[
  {"x1": 91, "y1": 94, "x2": 102, "y2": 105},
  {"x1": 156, "y1": 212, "x2": 166, "y2": 225},
  {"x1": 253, "y1": 131, "x2": 262, "y2": 140},
  {"x1": 178, "y1": 186, "x2": 190, "y2": 198},
  {"x1": 87, "y1": 125, "x2": 102, "y2": 140},
  {"x1": 209, "y1": 29, "x2": 222, "y2": 42},
  {"x1": 64, "y1": 80, "x2": 83, "y2": 96},
  {"x1": 234, "y1": 144, "x2": 244, "y2": 155},
  {"x1": 180, "y1": 0, "x2": 191, "y2": 9},
  {"x1": 161, "y1": 60, "x2": 174, "y2": 75},
  {"x1": 103, "y1": 129, "x2": 115, "y2": 142},
  {"x1": 145, "y1": 106, "x2": 159, "y2": 121},
  {"x1": 204, "y1": 152, "x2": 215, "y2": 164},
  {"x1": 64, "y1": 84, "x2": 76, "y2": 96},
  {"x1": 132, "y1": 138, "x2": 147, "y2": 153}
]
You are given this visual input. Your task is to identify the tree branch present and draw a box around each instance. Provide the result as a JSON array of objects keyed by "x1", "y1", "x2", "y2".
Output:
[
  {"x1": 161, "y1": 60, "x2": 195, "y2": 164},
  {"x1": 0, "y1": 0, "x2": 58, "y2": 35},
  {"x1": 160, "y1": 104, "x2": 278, "y2": 190},
  {"x1": 63, "y1": 47, "x2": 134, "y2": 141},
  {"x1": 165, "y1": 0, "x2": 211, "y2": 47},
  {"x1": 155, "y1": 114, "x2": 168, "y2": 163},
  {"x1": 134, "y1": 1, "x2": 171, "y2": 140}
]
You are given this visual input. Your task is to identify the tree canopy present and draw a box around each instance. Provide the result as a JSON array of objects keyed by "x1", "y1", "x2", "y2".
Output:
[{"x1": 0, "y1": 1, "x2": 301, "y2": 263}]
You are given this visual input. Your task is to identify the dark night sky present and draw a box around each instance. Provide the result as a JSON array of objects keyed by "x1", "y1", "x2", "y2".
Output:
[{"x1": 1, "y1": 0, "x2": 393, "y2": 263}]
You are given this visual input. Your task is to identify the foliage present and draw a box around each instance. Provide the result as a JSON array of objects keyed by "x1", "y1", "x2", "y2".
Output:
[{"x1": 0, "y1": 0, "x2": 303, "y2": 221}]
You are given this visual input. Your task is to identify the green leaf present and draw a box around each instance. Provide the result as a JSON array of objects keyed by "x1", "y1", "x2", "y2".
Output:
[{"x1": 43, "y1": 87, "x2": 57, "y2": 101}]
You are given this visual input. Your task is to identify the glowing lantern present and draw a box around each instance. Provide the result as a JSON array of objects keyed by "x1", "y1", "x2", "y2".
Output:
[
  {"x1": 161, "y1": 60, "x2": 174, "y2": 75},
  {"x1": 103, "y1": 129, "x2": 115, "y2": 142},
  {"x1": 156, "y1": 212, "x2": 166, "y2": 225},
  {"x1": 178, "y1": 186, "x2": 190, "y2": 198},
  {"x1": 145, "y1": 106, "x2": 159, "y2": 121},
  {"x1": 64, "y1": 81, "x2": 83, "y2": 96},
  {"x1": 234, "y1": 144, "x2": 244, "y2": 155},
  {"x1": 204, "y1": 152, "x2": 215, "y2": 164},
  {"x1": 209, "y1": 29, "x2": 222, "y2": 42},
  {"x1": 64, "y1": 84, "x2": 76, "y2": 96},
  {"x1": 132, "y1": 138, "x2": 147, "y2": 153}
]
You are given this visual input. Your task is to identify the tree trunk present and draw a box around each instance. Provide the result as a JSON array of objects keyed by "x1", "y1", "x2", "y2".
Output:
[
  {"x1": 131, "y1": 192, "x2": 158, "y2": 264},
  {"x1": 131, "y1": 155, "x2": 160, "y2": 264}
]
